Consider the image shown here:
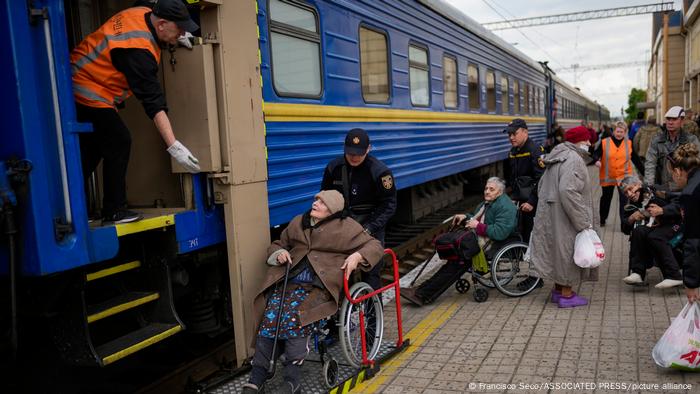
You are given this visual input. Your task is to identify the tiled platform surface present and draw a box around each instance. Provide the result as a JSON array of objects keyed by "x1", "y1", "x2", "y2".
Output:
[{"x1": 214, "y1": 167, "x2": 700, "y2": 393}]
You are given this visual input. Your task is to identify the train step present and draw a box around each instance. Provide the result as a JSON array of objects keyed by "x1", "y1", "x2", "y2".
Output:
[
  {"x1": 96, "y1": 323, "x2": 183, "y2": 366},
  {"x1": 86, "y1": 291, "x2": 160, "y2": 323},
  {"x1": 52, "y1": 259, "x2": 185, "y2": 367}
]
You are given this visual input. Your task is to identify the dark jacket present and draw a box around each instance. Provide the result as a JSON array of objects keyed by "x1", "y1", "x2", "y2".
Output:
[
  {"x1": 682, "y1": 169, "x2": 700, "y2": 288},
  {"x1": 252, "y1": 211, "x2": 383, "y2": 346},
  {"x1": 321, "y1": 155, "x2": 396, "y2": 238},
  {"x1": 506, "y1": 137, "x2": 545, "y2": 206}
]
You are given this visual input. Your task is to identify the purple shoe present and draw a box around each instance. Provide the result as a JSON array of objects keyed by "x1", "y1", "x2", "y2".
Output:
[
  {"x1": 550, "y1": 290, "x2": 562, "y2": 303},
  {"x1": 557, "y1": 293, "x2": 588, "y2": 308}
]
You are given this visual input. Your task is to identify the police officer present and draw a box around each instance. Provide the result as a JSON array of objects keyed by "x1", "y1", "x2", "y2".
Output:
[
  {"x1": 321, "y1": 128, "x2": 397, "y2": 290},
  {"x1": 503, "y1": 118, "x2": 545, "y2": 242}
]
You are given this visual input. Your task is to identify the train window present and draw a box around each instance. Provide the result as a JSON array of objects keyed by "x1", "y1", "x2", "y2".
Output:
[
  {"x1": 513, "y1": 80, "x2": 520, "y2": 114},
  {"x1": 360, "y1": 26, "x2": 390, "y2": 103},
  {"x1": 467, "y1": 64, "x2": 480, "y2": 110},
  {"x1": 409, "y1": 44, "x2": 429, "y2": 106},
  {"x1": 269, "y1": 0, "x2": 322, "y2": 97},
  {"x1": 501, "y1": 75, "x2": 509, "y2": 114},
  {"x1": 443, "y1": 55, "x2": 458, "y2": 109},
  {"x1": 486, "y1": 70, "x2": 496, "y2": 112},
  {"x1": 523, "y1": 83, "x2": 530, "y2": 115}
]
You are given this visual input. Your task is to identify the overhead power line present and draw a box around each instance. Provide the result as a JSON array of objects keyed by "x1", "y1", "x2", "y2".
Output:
[
  {"x1": 483, "y1": 2, "x2": 674, "y2": 31},
  {"x1": 556, "y1": 61, "x2": 649, "y2": 73}
]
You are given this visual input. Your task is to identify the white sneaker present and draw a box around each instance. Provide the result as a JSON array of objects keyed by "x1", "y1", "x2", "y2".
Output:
[
  {"x1": 655, "y1": 279, "x2": 683, "y2": 289},
  {"x1": 623, "y1": 273, "x2": 644, "y2": 285}
]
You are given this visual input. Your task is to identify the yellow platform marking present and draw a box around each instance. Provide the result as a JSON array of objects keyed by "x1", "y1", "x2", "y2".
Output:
[
  {"x1": 87, "y1": 293, "x2": 160, "y2": 323},
  {"x1": 86, "y1": 261, "x2": 141, "y2": 282},
  {"x1": 353, "y1": 298, "x2": 460, "y2": 393},
  {"x1": 115, "y1": 214, "x2": 175, "y2": 237},
  {"x1": 102, "y1": 325, "x2": 182, "y2": 366},
  {"x1": 264, "y1": 102, "x2": 547, "y2": 124}
]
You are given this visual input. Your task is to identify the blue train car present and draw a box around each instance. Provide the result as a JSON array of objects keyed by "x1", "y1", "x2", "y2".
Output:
[{"x1": 0, "y1": 0, "x2": 605, "y2": 383}]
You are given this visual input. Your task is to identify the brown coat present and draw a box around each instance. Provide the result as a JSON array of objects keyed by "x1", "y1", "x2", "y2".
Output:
[{"x1": 251, "y1": 212, "x2": 383, "y2": 343}]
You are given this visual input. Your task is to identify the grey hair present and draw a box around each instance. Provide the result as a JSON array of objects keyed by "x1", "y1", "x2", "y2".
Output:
[
  {"x1": 486, "y1": 177, "x2": 506, "y2": 193},
  {"x1": 618, "y1": 175, "x2": 641, "y2": 191}
]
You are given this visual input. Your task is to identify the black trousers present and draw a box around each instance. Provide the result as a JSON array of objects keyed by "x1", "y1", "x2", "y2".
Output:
[
  {"x1": 249, "y1": 336, "x2": 310, "y2": 387},
  {"x1": 600, "y1": 185, "x2": 627, "y2": 229},
  {"x1": 361, "y1": 230, "x2": 385, "y2": 291},
  {"x1": 76, "y1": 104, "x2": 132, "y2": 216},
  {"x1": 416, "y1": 232, "x2": 480, "y2": 304},
  {"x1": 519, "y1": 208, "x2": 535, "y2": 243},
  {"x1": 628, "y1": 224, "x2": 682, "y2": 280}
]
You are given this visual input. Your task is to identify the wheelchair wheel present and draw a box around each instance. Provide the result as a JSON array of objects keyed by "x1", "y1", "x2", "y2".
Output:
[
  {"x1": 455, "y1": 278, "x2": 470, "y2": 293},
  {"x1": 323, "y1": 356, "x2": 339, "y2": 388},
  {"x1": 491, "y1": 242, "x2": 541, "y2": 297},
  {"x1": 473, "y1": 288, "x2": 488, "y2": 302},
  {"x1": 338, "y1": 282, "x2": 384, "y2": 368}
]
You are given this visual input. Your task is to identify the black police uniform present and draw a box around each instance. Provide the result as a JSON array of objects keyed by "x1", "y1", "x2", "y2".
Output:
[
  {"x1": 506, "y1": 137, "x2": 545, "y2": 241},
  {"x1": 321, "y1": 155, "x2": 397, "y2": 290}
]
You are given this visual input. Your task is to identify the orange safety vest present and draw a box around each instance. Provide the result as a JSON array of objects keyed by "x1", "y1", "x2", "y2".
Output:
[
  {"x1": 71, "y1": 7, "x2": 161, "y2": 109},
  {"x1": 599, "y1": 137, "x2": 633, "y2": 186}
]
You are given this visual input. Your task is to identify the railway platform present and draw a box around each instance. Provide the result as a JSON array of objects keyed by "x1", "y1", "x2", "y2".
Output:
[{"x1": 209, "y1": 170, "x2": 699, "y2": 394}]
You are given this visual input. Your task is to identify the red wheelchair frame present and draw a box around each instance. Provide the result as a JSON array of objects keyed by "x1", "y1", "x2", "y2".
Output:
[{"x1": 342, "y1": 248, "x2": 406, "y2": 367}]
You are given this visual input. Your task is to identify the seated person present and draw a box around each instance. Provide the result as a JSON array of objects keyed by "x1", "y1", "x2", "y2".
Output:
[
  {"x1": 242, "y1": 190, "x2": 383, "y2": 394},
  {"x1": 619, "y1": 175, "x2": 684, "y2": 288},
  {"x1": 400, "y1": 177, "x2": 517, "y2": 306}
]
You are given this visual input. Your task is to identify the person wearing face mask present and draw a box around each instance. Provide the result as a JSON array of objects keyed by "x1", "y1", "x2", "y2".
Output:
[
  {"x1": 664, "y1": 144, "x2": 700, "y2": 302},
  {"x1": 529, "y1": 126, "x2": 595, "y2": 308},
  {"x1": 71, "y1": 0, "x2": 200, "y2": 224},
  {"x1": 400, "y1": 178, "x2": 517, "y2": 306},
  {"x1": 592, "y1": 121, "x2": 634, "y2": 228},
  {"x1": 618, "y1": 175, "x2": 683, "y2": 288}
]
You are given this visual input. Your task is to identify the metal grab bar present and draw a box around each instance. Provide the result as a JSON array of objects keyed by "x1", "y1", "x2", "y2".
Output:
[
  {"x1": 41, "y1": 9, "x2": 72, "y2": 225},
  {"x1": 342, "y1": 248, "x2": 405, "y2": 367}
]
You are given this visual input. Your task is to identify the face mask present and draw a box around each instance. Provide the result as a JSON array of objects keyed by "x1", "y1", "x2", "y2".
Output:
[{"x1": 577, "y1": 143, "x2": 590, "y2": 152}]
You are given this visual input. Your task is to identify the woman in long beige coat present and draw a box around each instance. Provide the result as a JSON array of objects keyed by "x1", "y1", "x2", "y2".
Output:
[
  {"x1": 531, "y1": 126, "x2": 595, "y2": 308},
  {"x1": 243, "y1": 190, "x2": 383, "y2": 394}
]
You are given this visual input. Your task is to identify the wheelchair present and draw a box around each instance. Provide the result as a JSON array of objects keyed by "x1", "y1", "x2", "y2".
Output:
[{"x1": 454, "y1": 235, "x2": 541, "y2": 302}]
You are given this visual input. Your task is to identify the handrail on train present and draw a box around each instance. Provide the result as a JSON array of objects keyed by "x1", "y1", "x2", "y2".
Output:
[{"x1": 342, "y1": 248, "x2": 405, "y2": 367}]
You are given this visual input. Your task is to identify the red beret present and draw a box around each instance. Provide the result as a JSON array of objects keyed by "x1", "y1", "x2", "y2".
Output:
[{"x1": 565, "y1": 126, "x2": 591, "y2": 144}]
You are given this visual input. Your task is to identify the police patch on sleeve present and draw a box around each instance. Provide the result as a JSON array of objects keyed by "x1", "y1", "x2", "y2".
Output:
[
  {"x1": 538, "y1": 157, "x2": 545, "y2": 169},
  {"x1": 381, "y1": 174, "x2": 394, "y2": 190}
]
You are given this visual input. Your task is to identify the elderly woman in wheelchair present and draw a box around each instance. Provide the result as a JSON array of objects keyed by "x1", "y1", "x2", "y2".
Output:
[
  {"x1": 401, "y1": 177, "x2": 537, "y2": 305},
  {"x1": 242, "y1": 190, "x2": 383, "y2": 394}
]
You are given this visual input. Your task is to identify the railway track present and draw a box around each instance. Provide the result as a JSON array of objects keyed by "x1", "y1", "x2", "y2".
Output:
[{"x1": 141, "y1": 195, "x2": 484, "y2": 393}]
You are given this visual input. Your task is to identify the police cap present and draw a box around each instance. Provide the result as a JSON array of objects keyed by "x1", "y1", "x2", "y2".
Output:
[
  {"x1": 503, "y1": 118, "x2": 528, "y2": 134},
  {"x1": 344, "y1": 128, "x2": 370, "y2": 155}
]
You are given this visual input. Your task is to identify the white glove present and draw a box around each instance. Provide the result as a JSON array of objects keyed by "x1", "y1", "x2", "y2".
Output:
[
  {"x1": 177, "y1": 32, "x2": 194, "y2": 49},
  {"x1": 167, "y1": 140, "x2": 200, "y2": 173}
]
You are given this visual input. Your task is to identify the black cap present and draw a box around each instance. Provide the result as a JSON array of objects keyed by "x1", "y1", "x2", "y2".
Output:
[
  {"x1": 153, "y1": 0, "x2": 199, "y2": 32},
  {"x1": 502, "y1": 118, "x2": 528, "y2": 134},
  {"x1": 344, "y1": 128, "x2": 370, "y2": 155}
]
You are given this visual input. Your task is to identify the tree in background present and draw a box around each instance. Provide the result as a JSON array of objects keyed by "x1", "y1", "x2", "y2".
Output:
[{"x1": 624, "y1": 88, "x2": 646, "y2": 123}]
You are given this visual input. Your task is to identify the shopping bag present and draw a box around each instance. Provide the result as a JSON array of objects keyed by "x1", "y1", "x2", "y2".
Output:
[
  {"x1": 471, "y1": 249, "x2": 488, "y2": 274},
  {"x1": 573, "y1": 228, "x2": 605, "y2": 268},
  {"x1": 652, "y1": 302, "x2": 700, "y2": 371}
]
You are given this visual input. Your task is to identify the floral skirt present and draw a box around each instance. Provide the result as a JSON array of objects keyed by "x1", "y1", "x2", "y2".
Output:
[{"x1": 257, "y1": 284, "x2": 314, "y2": 339}]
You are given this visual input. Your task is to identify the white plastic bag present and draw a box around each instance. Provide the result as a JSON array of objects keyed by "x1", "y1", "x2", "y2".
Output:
[
  {"x1": 652, "y1": 302, "x2": 700, "y2": 371},
  {"x1": 573, "y1": 228, "x2": 605, "y2": 268}
]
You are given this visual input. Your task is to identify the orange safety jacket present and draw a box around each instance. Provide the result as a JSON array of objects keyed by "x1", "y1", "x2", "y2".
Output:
[
  {"x1": 71, "y1": 7, "x2": 161, "y2": 110},
  {"x1": 599, "y1": 137, "x2": 633, "y2": 186}
]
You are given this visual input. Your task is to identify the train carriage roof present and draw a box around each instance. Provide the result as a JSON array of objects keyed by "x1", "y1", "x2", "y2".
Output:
[{"x1": 419, "y1": 0, "x2": 544, "y2": 73}]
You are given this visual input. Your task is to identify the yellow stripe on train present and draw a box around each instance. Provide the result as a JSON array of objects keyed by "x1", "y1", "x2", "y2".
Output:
[{"x1": 264, "y1": 102, "x2": 547, "y2": 124}]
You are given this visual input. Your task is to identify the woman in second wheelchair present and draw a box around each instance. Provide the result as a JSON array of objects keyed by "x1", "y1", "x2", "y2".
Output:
[
  {"x1": 400, "y1": 177, "x2": 521, "y2": 306},
  {"x1": 242, "y1": 190, "x2": 383, "y2": 394}
]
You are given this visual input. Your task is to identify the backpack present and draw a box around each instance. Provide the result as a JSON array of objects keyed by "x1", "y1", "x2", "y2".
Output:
[{"x1": 434, "y1": 229, "x2": 475, "y2": 262}]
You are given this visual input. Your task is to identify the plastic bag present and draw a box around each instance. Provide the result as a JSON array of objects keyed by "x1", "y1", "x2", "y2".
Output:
[
  {"x1": 652, "y1": 302, "x2": 700, "y2": 371},
  {"x1": 573, "y1": 228, "x2": 605, "y2": 268}
]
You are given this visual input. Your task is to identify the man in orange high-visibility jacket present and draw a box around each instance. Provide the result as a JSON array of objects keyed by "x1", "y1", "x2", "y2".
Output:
[
  {"x1": 71, "y1": 0, "x2": 200, "y2": 224},
  {"x1": 593, "y1": 121, "x2": 634, "y2": 229}
]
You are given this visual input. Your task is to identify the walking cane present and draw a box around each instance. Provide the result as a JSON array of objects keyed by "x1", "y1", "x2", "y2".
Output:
[{"x1": 268, "y1": 261, "x2": 292, "y2": 374}]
